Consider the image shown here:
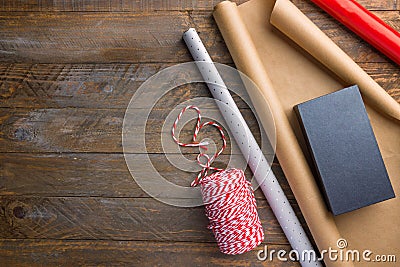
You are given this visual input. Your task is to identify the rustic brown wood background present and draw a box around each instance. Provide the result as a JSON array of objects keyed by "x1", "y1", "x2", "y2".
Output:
[{"x1": 0, "y1": 0, "x2": 399, "y2": 266}]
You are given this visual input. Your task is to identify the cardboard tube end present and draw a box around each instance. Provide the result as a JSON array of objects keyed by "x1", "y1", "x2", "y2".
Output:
[{"x1": 214, "y1": 1, "x2": 236, "y2": 12}]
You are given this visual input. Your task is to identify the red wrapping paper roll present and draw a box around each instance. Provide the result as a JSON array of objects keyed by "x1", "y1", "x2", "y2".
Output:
[{"x1": 310, "y1": 0, "x2": 400, "y2": 66}]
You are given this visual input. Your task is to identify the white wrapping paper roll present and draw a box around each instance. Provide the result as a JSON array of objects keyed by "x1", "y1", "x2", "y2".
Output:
[{"x1": 183, "y1": 28, "x2": 321, "y2": 267}]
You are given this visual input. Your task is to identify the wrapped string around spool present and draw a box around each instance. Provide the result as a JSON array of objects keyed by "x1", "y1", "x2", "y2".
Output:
[{"x1": 171, "y1": 105, "x2": 264, "y2": 255}]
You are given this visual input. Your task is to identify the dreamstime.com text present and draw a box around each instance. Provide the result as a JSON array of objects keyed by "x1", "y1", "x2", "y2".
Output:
[{"x1": 257, "y1": 239, "x2": 396, "y2": 263}]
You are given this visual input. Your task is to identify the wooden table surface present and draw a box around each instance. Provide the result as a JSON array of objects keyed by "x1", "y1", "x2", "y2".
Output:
[{"x1": 0, "y1": 0, "x2": 399, "y2": 266}]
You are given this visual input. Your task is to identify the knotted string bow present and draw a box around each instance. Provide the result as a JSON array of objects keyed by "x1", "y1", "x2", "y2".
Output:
[{"x1": 171, "y1": 105, "x2": 227, "y2": 186}]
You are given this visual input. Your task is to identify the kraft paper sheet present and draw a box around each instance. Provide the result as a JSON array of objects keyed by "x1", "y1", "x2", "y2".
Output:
[{"x1": 213, "y1": 0, "x2": 400, "y2": 266}]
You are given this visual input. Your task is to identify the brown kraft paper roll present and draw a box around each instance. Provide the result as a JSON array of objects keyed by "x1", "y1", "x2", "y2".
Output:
[
  {"x1": 214, "y1": 0, "x2": 400, "y2": 266},
  {"x1": 270, "y1": 0, "x2": 400, "y2": 122}
]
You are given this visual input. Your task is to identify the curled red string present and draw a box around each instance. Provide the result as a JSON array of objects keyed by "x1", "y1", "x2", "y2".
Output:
[
  {"x1": 171, "y1": 105, "x2": 226, "y2": 186},
  {"x1": 171, "y1": 105, "x2": 264, "y2": 255}
]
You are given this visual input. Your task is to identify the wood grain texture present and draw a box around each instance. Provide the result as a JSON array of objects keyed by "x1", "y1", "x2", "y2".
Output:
[
  {"x1": 0, "y1": 0, "x2": 249, "y2": 12},
  {"x1": 0, "y1": 0, "x2": 398, "y2": 266},
  {"x1": 298, "y1": 0, "x2": 399, "y2": 11},
  {"x1": 0, "y1": 196, "x2": 307, "y2": 243},
  {"x1": 0, "y1": 11, "x2": 398, "y2": 64},
  {"x1": 0, "y1": 0, "x2": 396, "y2": 12},
  {"x1": 0, "y1": 12, "x2": 231, "y2": 64},
  {"x1": 0, "y1": 153, "x2": 291, "y2": 199},
  {"x1": 0, "y1": 63, "x2": 398, "y2": 109},
  {"x1": 0, "y1": 108, "x2": 263, "y2": 153},
  {"x1": 0, "y1": 240, "x2": 299, "y2": 267}
]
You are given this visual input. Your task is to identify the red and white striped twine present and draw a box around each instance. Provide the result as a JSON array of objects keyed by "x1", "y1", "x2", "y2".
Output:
[
  {"x1": 171, "y1": 105, "x2": 264, "y2": 255},
  {"x1": 172, "y1": 105, "x2": 226, "y2": 186}
]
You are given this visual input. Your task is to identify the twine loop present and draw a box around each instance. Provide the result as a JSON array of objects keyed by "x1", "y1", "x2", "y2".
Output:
[{"x1": 171, "y1": 105, "x2": 227, "y2": 186}]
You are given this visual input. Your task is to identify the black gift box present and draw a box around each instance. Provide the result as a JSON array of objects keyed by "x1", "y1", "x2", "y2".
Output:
[{"x1": 294, "y1": 85, "x2": 395, "y2": 215}]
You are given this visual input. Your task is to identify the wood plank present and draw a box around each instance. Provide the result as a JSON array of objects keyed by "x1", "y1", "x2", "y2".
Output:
[
  {"x1": 357, "y1": 0, "x2": 398, "y2": 10},
  {"x1": 0, "y1": 12, "x2": 232, "y2": 64},
  {"x1": 0, "y1": 196, "x2": 307, "y2": 243},
  {"x1": 0, "y1": 63, "x2": 250, "y2": 109},
  {"x1": 0, "y1": 11, "x2": 398, "y2": 64},
  {"x1": 0, "y1": 153, "x2": 291, "y2": 199},
  {"x1": 362, "y1": 63, "x2": 400, "y2": 103},
  {"x1": 0, "y1": 239, "x2": 299, "y2": 267},
  {"x1": 295, "y1": 0, "x2": 398, "y2": 12},
  {"x1": 0, "y1": 0, "x2": 248, "y2": 12},
  {"x1": 0, "y1": 63, "x2": 161, "y2": 110},
  {"x1": 0, "y1": 0, "x2": 395, "y2": 12},
  {"x1": 0, "y1": 63, "x2": 398, "y2": 108},
  {"x1": 0, "y1": 108, "x2": 265, "y2": 153}
]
